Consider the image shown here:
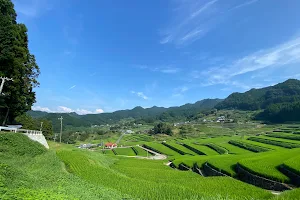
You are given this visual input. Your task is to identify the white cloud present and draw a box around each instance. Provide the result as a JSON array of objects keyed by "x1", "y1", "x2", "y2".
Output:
[
  {"x1": 193, "y1": 36, "x2": 300, "y2": 90},
  {"x1": 137, "y1": 65, "x2": 180, "y2": 74},
  {"x1": 228, "y1": 0, "x2": 259, "y2": 12},
  {"x1": 131, "y1": 91, "x2": 149, "y2": 100},
  {"x1": 160, "y1": 0, "x2": 259, "y2": 46},
  {"x1": 95, "y1": 109, "x2": 104, "y2": 114},
  {"x1": 208, "y1": 37, "x2": 300, "y2": 81},
  {"x1": 180, "y1": 29, "x2": 203, "y2": 42},
  {"x1": 32, "y1": 106, "x2": 51, "y2": 112},
  {"x1": 69, "y1": 85, "x2": 76, "y2": 90},
  {"x1": 32, "y1": 105, "x2": 104, "y2": 115},
  {"x1": 157, "y1": 67, "x2": 180, "y2": 74},
  {"x1": 57, "y1": 106, "x2": 74, "y2": 113},
  {"x1": 172, "y1": 86, "x2": 189, "y2": 97}
]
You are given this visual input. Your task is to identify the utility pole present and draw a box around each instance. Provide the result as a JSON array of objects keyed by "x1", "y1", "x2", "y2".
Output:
[
  {"x1": 58, "y1": 116, "x2": 63, "y2": 143},
  {"x1": 40, "y1": 121, "x2": 43, "y2": 131},
  {"x1": 0, "y1": 77, "x2": 13, "y2": 94}
]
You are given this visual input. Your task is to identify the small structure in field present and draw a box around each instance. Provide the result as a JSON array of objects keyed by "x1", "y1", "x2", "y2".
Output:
[{"x1": 105, "y1": 142, "x2": 117, "y2": 149}]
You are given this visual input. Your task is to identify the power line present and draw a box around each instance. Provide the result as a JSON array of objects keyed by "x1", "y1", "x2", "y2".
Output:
[
  {"x1": 58, "y1": 116, "x2": 63, "y2": 143},
  {"x1": 0, "y1": 77, "x2": 13, "y2": 94}
]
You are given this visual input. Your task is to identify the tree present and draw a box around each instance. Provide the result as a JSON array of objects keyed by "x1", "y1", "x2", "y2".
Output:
[
  {"x1": 153, "y1": 122, "x2": 173, "y2": 136},
  {"x1": 0, "y1": 0, "x2": 40, "y2": 123},
  {"x1": 14, "y1": 114, "x2": 53, "y2": 139},
  {"x1": 40, "y1": 119, "x2": 53, "y2": 140}
]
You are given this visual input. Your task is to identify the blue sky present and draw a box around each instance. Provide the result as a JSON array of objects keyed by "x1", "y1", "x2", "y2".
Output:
[{"x1": 12, "y1": 0, "x2": 300, "y2": 114}]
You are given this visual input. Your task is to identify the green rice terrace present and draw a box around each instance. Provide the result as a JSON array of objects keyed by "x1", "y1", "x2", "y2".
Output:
[{"x1": 1, "y1": 124, "x2": 300, "y2": 200}]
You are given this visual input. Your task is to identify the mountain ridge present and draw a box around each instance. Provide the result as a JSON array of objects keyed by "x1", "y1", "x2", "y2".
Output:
[{"x1": 28, "y1": 98, "x2": 223, "y2": 131}]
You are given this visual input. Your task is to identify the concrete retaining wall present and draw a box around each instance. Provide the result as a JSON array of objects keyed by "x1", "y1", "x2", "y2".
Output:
[
  {"x1": 192, "y1": 164, "x2": 204, "y2": 176},
  {"x1": 279, "y1": 164, "x2": 300, "y2": 186},
  {"x1": 24, "y1": 133, "x2": 49, "y2": 149},
  {"x1": 236, "y1": 163, "x2": 291, "y2": 191},
  {"x1": 178, "y1": 163, "x2": 190, "y2": 171},
  {"x1": 202, "y1": 162, "x2": 228, "y2": 177}
]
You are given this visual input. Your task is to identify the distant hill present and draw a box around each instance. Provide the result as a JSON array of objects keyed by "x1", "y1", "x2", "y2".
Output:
[
  {"x1": 215, "y1": 79, "x2": 300, "y2": 122},
  {"x1": 215, "y1": 79, "x2": 300, "y2": 110},
  {"x1": 27, "y1": 110, "x2": 49, "y2": 118},
  {"x1": 28, "y1": 99, "x2": 222, "y2": 131}
]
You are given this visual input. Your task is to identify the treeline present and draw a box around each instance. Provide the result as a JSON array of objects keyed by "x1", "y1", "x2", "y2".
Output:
[
  {"x1": 216, "y1": 79, "x2": 300, "y2": 111},
  {"x1": 256, "y1": 101, "x2": 300, "y2": 123},
  {"x1": 29, "y1": 99, "x2": 222, "y2": 131},
  {"x1": 15, "y1": 114, "x2": 53, "y2": 140},
  {"x1": 215, "y1": 79, "x2": 300, "y2": 123}
]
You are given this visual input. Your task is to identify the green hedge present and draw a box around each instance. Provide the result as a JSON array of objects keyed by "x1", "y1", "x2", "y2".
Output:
[
  {"x1": 267, "y1": 133, "x2": 300, "y2": 141},
  {"x1": 248, "y1": 137, "x2": 300, "y2": 149},
  {"x1": 229, "y1": 140, "x2": 269, "y2": 153},
  {"x1": 204, "y1": 143, "x2": 227, "y2": 154}
]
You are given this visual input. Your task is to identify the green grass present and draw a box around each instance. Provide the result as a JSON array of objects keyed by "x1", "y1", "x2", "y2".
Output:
[
  {"x1": 57, "y1": 147, "x2": 272, "y2": 200},
  {"x1": 239, "y1": 148, "x2": 300, "y2": 183},
  {"x1": 266, "y1": 133, "x2": 300, "y2": 141},
  {"x1": 102, "y1": 149, "x2": 116, "y2": 155},
  {"x1": 5, "y1": 128, "x2": 300, "y2": 199},
  {"x1": 0, "y1": 133, "x2": 124, "y2": 200},
  {"x1": 205, "y1": 143, "x2": 228, "y2": 154},
  {"x1": 241, "y1": 138, "x2": 285, "y2": 150},
  {"x1": 283, "y1": 155, "x2": 300, "y2": 175},
  {"x1": 113, "y1": 147, "x2": 136, "y2": 156},
  {"x1": 164, "y1": 142, "x2": 198, "y2": 155},
  {"x1": 131, "y1": 146, "x2": 150, "y2": 156},
  {"x1": 248, "y1": 137, "x2": 300, "y2": 149},
  {"x1": 119, "y1": 134, "x2": 154, "y2": 146},
  {"x1": 218, "y1": 142, "x2": 253, "y2": 155},
  {"x1": 229, "y1": 140, "x2": 270, "y2": 152},
  {"x1": 183, "y1": 143, "x2": 220, "y2": 155},
  {"x1": 207, "y1": 154, "x2": 259, "y2": 177},
  {"x1": 143, "y1": 142, "x2": 181, "y2": 156}
]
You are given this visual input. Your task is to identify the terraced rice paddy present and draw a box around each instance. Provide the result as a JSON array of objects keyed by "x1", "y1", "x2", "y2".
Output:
[
  {"x1": 74, "y1": 126, "x2": 300, "y2": 198},
  {"x1": 56, "y1": 147, "x2": 273, "y2": 199},
  {"x1": 238, "y1": 149, "x2": 300, "y2": 183},
  {"x1": 229, "y1": 140, "x2": 270, "y2": 152},
  {"x1": 182, "y1": 143, "x2": 219, "y2": 155},
  {"x1": 143, "y1": 142, "x2": 181, "y2": 156},
  {"x1": 113, "y1": 147, "x2": 136, "y2": 156}
]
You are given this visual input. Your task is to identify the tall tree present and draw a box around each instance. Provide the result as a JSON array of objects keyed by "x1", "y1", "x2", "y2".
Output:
[{"x1": 0, "y1": 0, "x2": 40, "y2": 123}]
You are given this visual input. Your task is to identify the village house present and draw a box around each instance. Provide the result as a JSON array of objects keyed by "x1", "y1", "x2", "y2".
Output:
[{"x1": 105, "y1": 142, "x2": 117, "y2": 149}]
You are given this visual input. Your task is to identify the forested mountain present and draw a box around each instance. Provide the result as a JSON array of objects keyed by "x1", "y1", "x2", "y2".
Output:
[
  {"x1": 215, "y1": 79, "x2": 300, "y2": 122},
  {"x1": 215, "y1": 79, "x2": 300, "y2": 110},
  {"x1": 29, "y1": 99, "x2": 222, "y2": 131}
]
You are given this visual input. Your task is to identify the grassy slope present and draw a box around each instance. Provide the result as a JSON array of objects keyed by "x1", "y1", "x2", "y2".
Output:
[
  {"x1": 56, "y1": 145, "x2": 273, "y2": 200},
  {"x1": 113, "y1": 147, "x2": 136, "y2": 156},
  {"x1": 132, "y1": 146, "x2": 149, "y2": 156},
  {"x1": 0, "y1": 133, "x2": 124, "y2": 200},
  {"x1": 239, "y1": 149, "x2": 300, "y2": 183},
  {"x1": 284, "y1": 155, "x2": 300, "y2": 174},
  {"x1": 143, "y1": 142, "x2": 181, "y2": 156}
]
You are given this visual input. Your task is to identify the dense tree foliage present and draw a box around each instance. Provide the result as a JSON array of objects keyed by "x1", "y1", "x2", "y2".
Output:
[
  {"x1": 0, "y1": 0, "x2": 40, "y2": 123},
  {"x1": 257, "y1": 102, "x2": 300, "y2": 123},
  {"x1": 15, "y1": 114, "x2": 53, "y2": 139},
  {"x1": 28, "y1": 99, "x2": 222, "y2": 131},
  {"x1": 215, "y1": 79, "x2": 300, "y2": 123},
  {"x1": 152, "y1": 122, "x2": 173, "y2": 135},
  {"x1": 216, "y1": 79, "x2": 300, "y2": 111}
]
